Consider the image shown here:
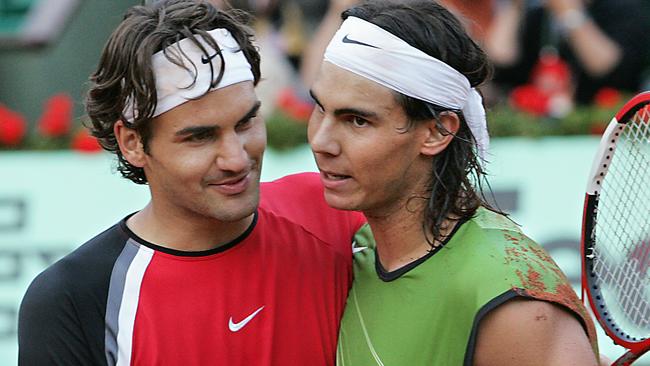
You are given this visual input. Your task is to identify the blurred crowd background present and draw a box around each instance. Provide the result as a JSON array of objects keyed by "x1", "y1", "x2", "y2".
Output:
[{"x1": 1, "y1": 0, "x2": 650, "y2": 150}]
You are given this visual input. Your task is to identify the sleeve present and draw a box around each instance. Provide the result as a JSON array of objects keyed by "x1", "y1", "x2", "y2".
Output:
[
  {"x1": 18, "y1": 265, "x2": 97, "y2": 366},
  {"x1": 260, "y1": 172, "x2": 366, "y2": 254}
]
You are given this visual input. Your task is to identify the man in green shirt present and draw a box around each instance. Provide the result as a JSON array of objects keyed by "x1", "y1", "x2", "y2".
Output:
[{"x1": 307, "y1": 0, "x2": 600, "y2": 364}]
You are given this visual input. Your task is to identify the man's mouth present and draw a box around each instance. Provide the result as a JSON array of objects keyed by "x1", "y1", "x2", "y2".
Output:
[
  {"x1": 319, "y1": 170, "x2": 353, "y2": 190},
  {"x1": 208, "y1": 172, "x2": 252, "y2": 195},
  {"x1": 322, "y1": 171, "x2": 351, "y2": 180}
]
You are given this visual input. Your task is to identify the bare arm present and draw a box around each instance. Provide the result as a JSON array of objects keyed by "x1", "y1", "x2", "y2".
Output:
[
  {"x1": 473, "y1": 298, "x2": 598, "y2": 366},
  {"x1": 299, "y1": 0, "x2": 359, "y2": 88},
  {"x1": 545, "y1": 0, "x2": 621, "y2": 77},
  {"x1": 484, "y1": 0, "x2": 525, "y2": 66},
  {"x1": 485, "y1": 0, "x2": 622, "y2": 77}
]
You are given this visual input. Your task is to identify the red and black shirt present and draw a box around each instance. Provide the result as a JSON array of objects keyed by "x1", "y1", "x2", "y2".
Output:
[{"x1": 19, "y1": 173, "x2": 365, "y2": 366}]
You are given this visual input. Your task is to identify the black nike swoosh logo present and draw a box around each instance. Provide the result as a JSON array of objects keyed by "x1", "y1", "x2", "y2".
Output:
[
  {"x1": 342, "y1": 35, "x2": 380, "y2": 49},
  {"x1": 201, "y1": 52, "x2": 219, "y2": 64}
]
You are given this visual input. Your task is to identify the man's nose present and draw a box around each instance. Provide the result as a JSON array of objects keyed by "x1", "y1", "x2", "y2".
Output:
[
  {"x1": 308, "y1": 116, "x2": 341, "y2": 157},
  {"x1": 216, "y1": 132, "x2": 249, "y2": 172}
]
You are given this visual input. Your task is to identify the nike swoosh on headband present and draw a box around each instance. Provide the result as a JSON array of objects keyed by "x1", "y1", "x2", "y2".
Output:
[{"x1": 342, "y1": 34, "x2": 380, "y2": 49}]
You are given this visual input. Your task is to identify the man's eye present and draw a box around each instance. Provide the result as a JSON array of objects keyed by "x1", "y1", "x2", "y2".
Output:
[
  {"x1": 236, "y1": 116, "x2": 256, "y2": 130},
  {"x1": 350, "y1": 116, "x2": 368, "y2": 127},
  {"x1": 186, "y1": 131, "x2": 214, "y2": 142}
]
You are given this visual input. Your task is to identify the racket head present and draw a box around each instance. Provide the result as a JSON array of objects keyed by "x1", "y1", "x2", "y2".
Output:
[{"x1": 581, "y1": 91, "x2": 650, "y2": 361}]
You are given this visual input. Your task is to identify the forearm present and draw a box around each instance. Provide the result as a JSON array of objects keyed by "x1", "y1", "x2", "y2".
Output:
[
  {"x1": 484, "y1": 1, "x2": 525, "y2": 66},
  {"x1": 547, "y1": 0, "x2": 622, "y2": 77},
  {"x1": 560, "y1": 11, "x2": 622, "y2": 77},
  {"x1": 300, "y1": 2, "x2": 355, "y2": 87}
]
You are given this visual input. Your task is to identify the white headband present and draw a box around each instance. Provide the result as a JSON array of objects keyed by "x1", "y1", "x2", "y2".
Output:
[
  {"x1": 123, "y1": 28, "x2": 254, "y2": 122},
  {"x1": 324, "y1": 17, "x2": 489, "y2": 160}
]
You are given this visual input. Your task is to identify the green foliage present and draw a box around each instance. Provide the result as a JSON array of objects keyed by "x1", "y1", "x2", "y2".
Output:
[
  {"x1": 3, "y1": 103, "x2": 623, "y2": 151},
  {"x1": 263, "y1": 103, "x2": 623, "y2": 150},
  {"x1": 265, "y1": 110, "x2": 308, "y2": 150},
  {"x1": 481, "y1": 103, "x2": 621, "y2": 138}
]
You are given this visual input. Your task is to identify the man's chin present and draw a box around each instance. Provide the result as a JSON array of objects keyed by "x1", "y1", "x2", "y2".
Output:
[
  {"x1": 206, "y1": 188, "x2": 260, "y2": 222},
  {"x1": 324, "y1": 193, "x2": 358, "y2": 212},
  {"x1": 212, "y1": 206, "x2": 257, "y2": 223}
]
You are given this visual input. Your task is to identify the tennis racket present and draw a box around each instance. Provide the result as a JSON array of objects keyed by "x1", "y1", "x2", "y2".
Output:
[{"x1": 581, "y1": 91, "x2": 650, "y2": 365}]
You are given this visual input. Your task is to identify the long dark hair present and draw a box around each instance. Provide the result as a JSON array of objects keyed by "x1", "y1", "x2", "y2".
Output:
[
  {"x1": 86, "y1": 0, "x2": 261, "y2": 184},
  {"x1": 343, "y1": 0, "x2": 499, "y2": 247}
]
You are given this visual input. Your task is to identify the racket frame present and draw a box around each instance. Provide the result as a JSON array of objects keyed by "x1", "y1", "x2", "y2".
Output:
[{"x1": 581, "y1": 91, "x2": 650, "y2": 365}]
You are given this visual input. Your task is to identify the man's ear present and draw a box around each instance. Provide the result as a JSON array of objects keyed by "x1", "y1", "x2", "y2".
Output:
[
  {"x1": 114, "y1": 120, "x2": 147, "y2": 168},
  {"x1": 420, "y1": 111, "x2": 460, "y2": 157}
]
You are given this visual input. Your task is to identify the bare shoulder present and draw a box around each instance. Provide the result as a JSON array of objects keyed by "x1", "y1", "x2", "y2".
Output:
[{"x1": 473, "y1": 298, "x2": 598, "y2": 366}]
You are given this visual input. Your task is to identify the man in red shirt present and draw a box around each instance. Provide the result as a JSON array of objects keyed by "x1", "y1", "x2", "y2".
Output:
[{"x1": 18, "y1": 1, "x2": 365, "y2": 365}]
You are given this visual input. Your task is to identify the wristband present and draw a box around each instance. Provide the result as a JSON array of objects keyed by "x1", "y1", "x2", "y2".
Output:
[{"x1": 558, "y1": 8, "x2": 588, "y2": 33}]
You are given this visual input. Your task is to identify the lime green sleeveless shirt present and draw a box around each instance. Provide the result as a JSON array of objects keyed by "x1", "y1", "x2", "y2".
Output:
[{"x1": 338, "y1": 207, "x2": 597, "y2": 366}]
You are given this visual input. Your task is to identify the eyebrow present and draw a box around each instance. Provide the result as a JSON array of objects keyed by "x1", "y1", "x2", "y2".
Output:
[
  {"x1": 309, "y1": 89, "x2": 378, "y2": 119},
  {"x1": 174, "y1": 100, "x2": 262, "y2": 137},
  {"x1": 237, "y1": 100, "x2": 262, "y2": 124}
]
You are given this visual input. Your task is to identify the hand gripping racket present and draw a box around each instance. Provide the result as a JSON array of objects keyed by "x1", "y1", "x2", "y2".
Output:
[{"x1": 581, "y1": 91, "x2": 650, "y2": 365}]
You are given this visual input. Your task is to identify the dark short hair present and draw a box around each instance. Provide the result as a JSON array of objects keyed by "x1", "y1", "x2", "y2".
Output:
[
  {"x1": 342, "y1": 0, "x2": 498, "y2": 247},
  {"x1": 86, "y1": 0, "x2": 261, "y2": 184}
]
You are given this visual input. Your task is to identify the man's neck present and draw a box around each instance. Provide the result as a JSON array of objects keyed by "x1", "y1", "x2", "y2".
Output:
[
  {"x1": 365, "y1": 204, "x2": 456, "y2": 272},
  {"x1": 126, "y1": 202, "x2": 254, "y2": 252}
]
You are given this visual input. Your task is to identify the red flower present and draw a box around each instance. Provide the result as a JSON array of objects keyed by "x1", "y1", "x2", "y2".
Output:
[
  {"x1": 510, "y1": 85, "x2": 550, "y2": 116},
  {"x1": 38, "y1": 93, "x2": 74, "y2": 137},
  {"x1": 276, "y1": 87, "x2": 296, "y2": 111},
  {"x1": 642, "y1": 105, "x2": 650, "y2": 116},
  {"x1": 71, "y1": 129, "x2": 102, "y2": 153},
  {"x1": 288, "y1": 100, "x2": 314, "y2": 122},
  {"x1": 589, "y1": 123, "x2": 607, "y2": 135},
  {"x1": 276, "y1": 87, "x2": 314, "y2": 123},
  {"x1": 531, "y1": 54, "x2": 571, "y2": 94},
  {"x1": 593, "y1": 87, "x2": 622, "y2": 108},
  {"x1": 0, "y1": 105, "x2": 27, "y2": 146}
]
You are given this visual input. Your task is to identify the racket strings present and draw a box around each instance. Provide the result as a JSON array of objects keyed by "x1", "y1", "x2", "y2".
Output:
[{"x1": 592, "y1": 107, "x2": 650, "y2": 338}]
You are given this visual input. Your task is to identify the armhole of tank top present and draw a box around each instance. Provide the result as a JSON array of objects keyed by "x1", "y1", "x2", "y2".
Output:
[
  {"x1": 463, "y1": 288, "x2": 594, "y2": 366},
  {"x1": 463, "y1": 289, "x2": 519, "y2": 366}
]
